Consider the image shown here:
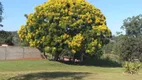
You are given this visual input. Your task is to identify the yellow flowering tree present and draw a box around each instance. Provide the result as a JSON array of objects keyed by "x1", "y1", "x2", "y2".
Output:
[{"x1": 18, "y1": 0, "x2": 111, "y2": 61}]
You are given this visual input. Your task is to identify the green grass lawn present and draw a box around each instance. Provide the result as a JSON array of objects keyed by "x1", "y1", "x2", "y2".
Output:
[{"x1": 0, "y1": 60, "x2": 141, "y2": 80}]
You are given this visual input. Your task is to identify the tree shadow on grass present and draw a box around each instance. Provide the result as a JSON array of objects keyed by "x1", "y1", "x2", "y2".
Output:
[
  {"x1": 59, "y1": 58, "x2": 122, "y2": 67},
  {"x1": 80, "y1": 58, "x2": 122, "y2": 67},
  {"x1": 8, "y1": 72, "x2": 91, "y2": 80}
]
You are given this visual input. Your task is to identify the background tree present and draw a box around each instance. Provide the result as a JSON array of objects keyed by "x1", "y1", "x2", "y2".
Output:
[
  {"x1": 121, "y1": 14, "x2": 142, "y2": 37},
  {"x1": 18, "y1": 0, "x2": 111, "y2": 61},
  {"x1": 119, "y1": 36, "x2": 142, "y2": 61},
  {"x1": 0, "y1": 31, "x2": 13, "y2": 45},
  {"x1": 0, "y1": 2, "x2": 3, "y2": 27},
  {"x1": 11, "y1": 31, "x2": 24, "y2": 46},
  {"x1": 118, "y1": 15, "x2": 142, "y2": 61}
]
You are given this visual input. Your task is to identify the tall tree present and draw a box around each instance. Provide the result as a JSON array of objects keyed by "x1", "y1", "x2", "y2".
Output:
[
  {"x1": 119, "y1": 15, "x2": 142, "y2": 61},
  {"x1": 0, "y1": 2, "x2": 3, "y2": 27},
  {"x1": 121, "y1": 14, "x2": 142, "y2": 37},
  {"x1": 18, "y1": 0, "x2": 111, "y2": 61}
]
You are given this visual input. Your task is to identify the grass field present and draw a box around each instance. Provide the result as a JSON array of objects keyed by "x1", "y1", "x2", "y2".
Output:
[{"x1": 0, "y1": 60, "x2": 141, "y2": 80}]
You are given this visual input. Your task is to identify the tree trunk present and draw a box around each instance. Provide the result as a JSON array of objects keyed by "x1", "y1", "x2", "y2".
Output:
[
  {"x1": 73, "y1": 54, "x2": 75, "y2": 62},
  {"x1": 43, "y1": 51, "x2": 47, "y2": 59},
  {"x1": 54, "y1": 53, "x2": 60, "y2": 61},
  {"x1": 80, "y1": 44, "x2": 85, "y2": 62},
  {"x1": 81, "y1": 53, "x2": 84, "y2": 62},
  {"x1": 69, "y1": 57, "x2": 72, "y2": 62}
]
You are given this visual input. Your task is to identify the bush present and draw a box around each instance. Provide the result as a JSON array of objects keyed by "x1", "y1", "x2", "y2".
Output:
[
  {"x1": 101, "y1": 54, "x2": 121, "y2": 63},
  {"x1": 123, "y1": 61, "x2": 141, "y2": 74}
]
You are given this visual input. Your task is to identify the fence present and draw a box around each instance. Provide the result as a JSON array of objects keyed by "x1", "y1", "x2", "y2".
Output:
[{"x1": 0, "y1": 46, "x2": 43, "y2": 60}]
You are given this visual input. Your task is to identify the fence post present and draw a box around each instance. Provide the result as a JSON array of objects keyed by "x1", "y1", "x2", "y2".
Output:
[{"x1": 5, "y1": 47, "x2": 6, "y2": 60}]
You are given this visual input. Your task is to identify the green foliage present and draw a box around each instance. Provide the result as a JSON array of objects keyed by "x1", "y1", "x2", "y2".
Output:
[
  {"x1": 0, "y1": 31, "x2": 29, "y2": 46},
  {"x1": 120, "y1": 15, "x2": 142, "y2": 62},
  {"x1": 103, "y1": 35, "x2": 142, "y2": 62},
  {"x1": 101, "y1": 54, "x2": 120, "y2": 63},
  {"x1": 123, "y1": 61, "x2": 141, "y2": 74},
  {"x1": 10, "y1": 31, "x2": 23, "y2": 46},
  {"x1": 101, "y1": 35, "x2": 125, "y2": 62},
  {"x1": 121, "y1": 14, "x2": 142, "y2": 37},
  {"x1": 119, "y1": 36, "x2": 142, "y2": 61},
  {"x1": 102, "y1": 14, "x2": 142, "y2": 62},
  {"x1": 59, "y1": 48, "x2": 73, "y2": 60},
  {"x1": 18, "y1": 0, "x2": 111, "y2": 60},
  {"x1": 0, "y1": 2, "x2": 3, "y2": 23},
  {"x1": 0, "y1": 31, "x2": 13, "y2": 45}
]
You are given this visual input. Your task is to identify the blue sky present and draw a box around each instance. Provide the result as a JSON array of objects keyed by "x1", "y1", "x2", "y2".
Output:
[{"x1": 1, "y1": 0, "x2": 142, "y2": 35}]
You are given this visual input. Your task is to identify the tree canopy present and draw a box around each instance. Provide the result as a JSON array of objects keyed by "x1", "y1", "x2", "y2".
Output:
[
  {"x1": 104, "y1": 15, "x2": 142, "y2": 62},
  {"x1": 121, "y1": 14, "x2": 142, "y2": 37},
  {"x1": 0, "y1": 31, "x2": 13, "y2": 45},
  {"x1": 18, "y1": 0, "x2": 111, "y2": 60},
  {"x1": 119, "y1": 14, "x2": 142, "y2": 61},
  {"x1": 0, "y1": 2, "x2": 3, "y2": 27}
]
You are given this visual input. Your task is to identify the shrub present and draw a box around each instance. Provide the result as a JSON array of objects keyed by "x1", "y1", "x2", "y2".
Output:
[{"x1": 123, "y1": 61, "x2": 141, "y2": 74}]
